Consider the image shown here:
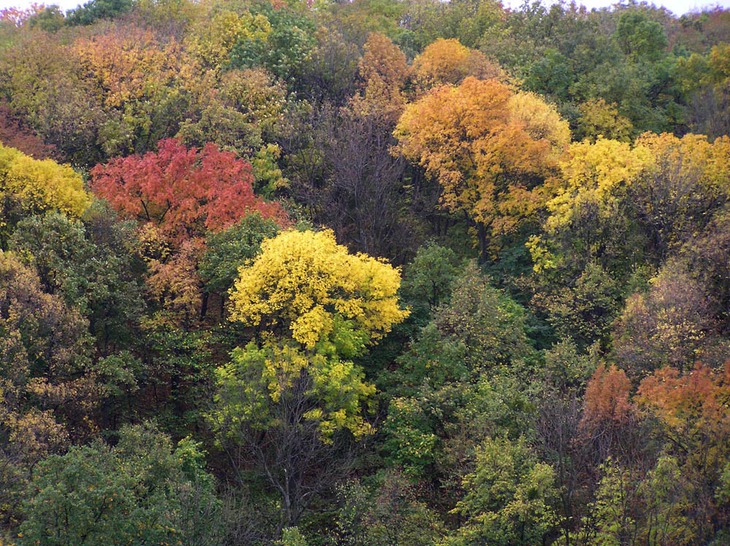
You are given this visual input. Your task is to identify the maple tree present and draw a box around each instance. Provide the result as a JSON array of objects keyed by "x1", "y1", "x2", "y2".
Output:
[{"x1": 90, "y1": 138, "x2": 286, "y2": 242}]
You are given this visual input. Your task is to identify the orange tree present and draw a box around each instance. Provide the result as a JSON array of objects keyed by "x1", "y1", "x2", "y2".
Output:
[{"x1": 395, "y1": 77, "x2": 569, "y2": 260}]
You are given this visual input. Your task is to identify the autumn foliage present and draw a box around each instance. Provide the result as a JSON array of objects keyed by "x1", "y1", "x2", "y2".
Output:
[
  {"x1": 395, "y1": 77, "x2": 568, "y2": 256},
  {"x1": 90, "y1": 138, "x2": 287, "y2": 241},
  {"x1": 229, "y1": 229, "x2": 409, "y2": 354},
  {"x1": 637, "y1": 362, "x2": 730, "y2": 434},
  {"x1": 581, "y1": 364, "x2": 634, "y2": 431}
]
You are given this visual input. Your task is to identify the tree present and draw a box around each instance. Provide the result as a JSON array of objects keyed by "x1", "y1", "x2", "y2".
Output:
[
  {"x1": 0, "y1": 252, "x2": 97, "y2": 471},
  {"x1": 211, "y1": 339, "x2": 375, "y2": 530},
  {"x1": 395, "y1": 77, "x2": 569, "y2": 260},
  {"x1": 579, "y1": 364, "x2": 639, "y2": 465},
  {"x1": 66, "y1": 0, "x2": 134, "y2": 26},
  {"x1": 0, "y1": 32, "x2": 107, "y2": 167},
  {"x1": 214, "y1": 229, "x2": 408, "y2": 530},
  {"x1": 637, "y1": 456, "x2": 695, "y2": 546},
  {"x1": 229, "y1": 229, "x2": 408, "y2": 355},
  {"x1": 383, "y1": 262, "x2": 534, "y2": 485},
  {"x1": 177, "y1": 67, "x2": 290, "y2": 158},
  {"x1": 72, "y1": 24, "x2": 186, "y2": 157},
  {"x1": 400, "y1": 242, "x2": 461, "y2": 317},
  {"x1": 319, "y1": 99, "x2": 415, "y2": 263},
  {"x1": 612, "y1": 261, "x2": 722, "y2": 377},
  {"x1": 8, "y1": 210, "x2": 145, "y2": 354},
  {"x1": 185, "y1": 9, "x2": 271, "y2": 70},
  {"x1": 199, "y1": 213, "x2": 280, "y2": 318},
  {"x1": 90, "y1": 138, "x2": 287, "y2": 242},
  {"x1": 530, "y1": 138, "x2": 651, "y2": 272},
  {"x1": 447, "y1": 436, "x2": 559, "y2": 546},
  {"x1": 334, "y1": 470, "x2": 444, "y2": 546},
  {"x1": 19, "y1": 423, "x2": 221, "y2": 546},
  {"x1": 680, "y1": 206, "x2": 730, "y2": 330},
  {"x1": 353, "y1": 32, "x2": 410, "y2": 121},
  {"x1": 0, "y1": 143, "x2": 91, "y2": 244},
  {"x1": 579, "y1": 458, "x2": 637, "y2": 546},
  {"x1": 636, "y1": 362, "x2": 730, "y2": 542},
  {"x1": 0, "y1": 102, "x2": 56, "y2": 159},
  {"x1": 227, "y1": 5, "x2": 316, "y2": 85},
  {"x1": 576, "y1": 99, "x2": 633, "y2": 143},
  {"x1": 628, "y1": 132, "x2": 730, "y2": 263},
  {"x1": 677, "y1": 43, "x2": 730, "y2": 139},
  {"x1": 411, "y1": 38, "x2": 505, "y2": 92},
  {"x1": 614, "y1": 11, "x2": 668, "y2": 62}
]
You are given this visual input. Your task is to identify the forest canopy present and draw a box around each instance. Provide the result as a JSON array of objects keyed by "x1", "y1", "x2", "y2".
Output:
[{"x1": 0, "y1": 0, "x2": 729, "y2": 544}]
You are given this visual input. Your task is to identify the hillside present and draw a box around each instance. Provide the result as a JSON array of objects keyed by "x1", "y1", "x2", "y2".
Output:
[{"x1": 1, "y1": 0, "x2": 729, "y2": 544}]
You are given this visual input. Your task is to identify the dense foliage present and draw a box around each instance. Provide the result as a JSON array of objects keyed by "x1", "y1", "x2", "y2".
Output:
[{"x1": 0, "y1": 0, "x2": 729, "y2": 544}]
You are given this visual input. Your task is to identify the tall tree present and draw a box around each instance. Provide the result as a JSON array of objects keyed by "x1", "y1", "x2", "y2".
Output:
[{"x1": 213, "y1": 229, "x2": 408, "y2": 530}]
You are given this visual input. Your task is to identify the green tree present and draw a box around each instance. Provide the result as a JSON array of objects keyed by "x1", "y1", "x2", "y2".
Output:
[
  {"x1": 9, "y1": 209, "x2": 144, "y2": 354},
  {"x1": 199, "y1": 212, "x2": 280, "y2": 319},
  {"x1": 447, "y1": 436, "x2": 559, "y2": 546},
  {"x1": 579, "y1": 458, "x2": 636, "y2": 546},
  {"x1": 335, "y1": 470, "x2": 444, "y2": 545},
  {"x1": 614, "y1": 11, "x2": 668, "y2": 62},
  {"x1": 19, "y1": 423, "x2": 221, "y2": 546}
]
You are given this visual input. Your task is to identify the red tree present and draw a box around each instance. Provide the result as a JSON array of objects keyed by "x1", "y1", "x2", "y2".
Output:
[{"x1": 90, "y1": 139, "x2": 287, "y2": 241}]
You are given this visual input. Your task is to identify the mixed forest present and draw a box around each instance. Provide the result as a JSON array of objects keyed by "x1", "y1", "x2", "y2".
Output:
[{"x1": 0, "y1": 0, "x2": 730, "y2": 543}]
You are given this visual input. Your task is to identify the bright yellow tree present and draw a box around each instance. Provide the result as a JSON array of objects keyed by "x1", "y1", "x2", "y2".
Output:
[
  {"x1": 230, "y1": 229, "x2": 408, "y2": 355},
  {"x1": 529, "y1": 133, "x2": 730, "y2": 271},
  {"x1": 0, "y1": 143, "x2": 90, "y2": 240}
]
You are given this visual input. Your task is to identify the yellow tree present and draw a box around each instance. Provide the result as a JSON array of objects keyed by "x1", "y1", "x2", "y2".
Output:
[
  {"x1": 229, "y1": 229, "x2": 408, "y2": 353},
  {"x1": 0, "y1": 143, "x2": 90, "y2": 243},
  {"x1": 395, "y1": 77, "x2": 569, "y2": 259},
  {"x1": 73, "y1": 25, "x2": 182, "y2": 111},
  {"x1": 214, "y1": 229, "x2": 409, "y2": 530},
  {"x1": 527, "y1": 138, "x2": 652, "y2": 272},
  {"x1": 185, "y1": 9, "x2": 271, "y2": 70},
  {"x1": 631, "y1": 132, "x2": 730, "y2": 260}
]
